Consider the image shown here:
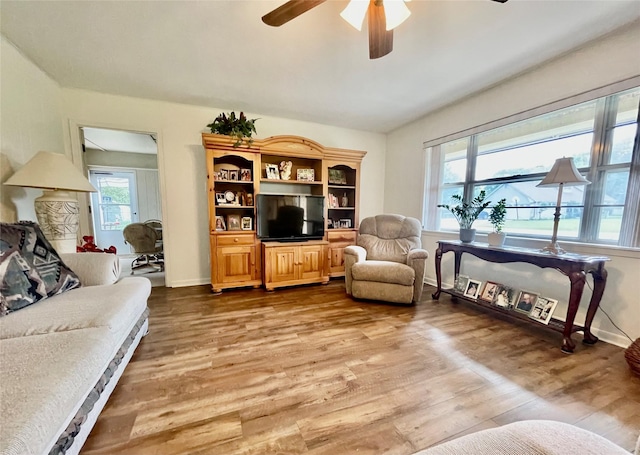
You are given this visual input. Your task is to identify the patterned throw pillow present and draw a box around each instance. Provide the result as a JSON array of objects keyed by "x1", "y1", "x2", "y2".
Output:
[{"x1": 0, "y1": 221, "x2": 81, "y2": 316}]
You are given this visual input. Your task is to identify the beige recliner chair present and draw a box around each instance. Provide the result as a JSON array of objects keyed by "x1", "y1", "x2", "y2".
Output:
[{"x1": 344, "y1": 214, "x2": 429, "y2": 304}]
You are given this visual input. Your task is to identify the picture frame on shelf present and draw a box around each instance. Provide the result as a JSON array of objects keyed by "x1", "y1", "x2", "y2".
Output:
[
  {"x1": 215, "y1": 215, "x2": 226, "y2": 231},
  {"x1": 328, "y1": 194, "x2": 339, "y2": 208},
  {"x1": 265, "y1": 164, "x2": 280, "y2": 180},
  {"x1": 327, "y1": 219, "x2": 333, "y2": 229},
  {"x1": 339, "y1": 219, "x2": 352, "y2": 229},
  {"x1": 219, "y1": 169, "x2": 229, "y2": 181},
  {"x1": 328, "y1": 169, "x2": 347, "y2": 185},
  {"x1": 215, "y1": 192, "x2": 226, "y2": 205},
  {"x1": 515, "y1": 290, "x2": 538, "y2": 314},
  {"x1": 464, "y1": 279, "x2": 482, "y2": 299},
  {"x1": 479, "y1": 281, "x2": 500, "y2": 303},
  {"x1": 453, "y1": 275, "x2": 469, "y2": 294},
  {"x1": 245, "y1": 193, "x2": 254, "y2": 206},
  {"x1": 227, "y1": 214, "x2": 241, "y2": 231},
  {"x1": 493, "y1": 285, "x2": 517, "y2": 308},
  {"x1": 241, "y1": 217, "x2": 252, "y2": 231},
  {"x1": 297, "y1": 168, "x2": 315, "y2": 182},
  {"x1": 240, "y1": 168, "x2": 252, "y2": 181},
  {"x1": 212, "y1": 171, "x2": 220, "y2": 181},
  {"x1": 528, "y1": 296, "x2": 558, "y2": 324},
  {"x1": 229, "y1": 169, "x2": 238, "y2": 181}
]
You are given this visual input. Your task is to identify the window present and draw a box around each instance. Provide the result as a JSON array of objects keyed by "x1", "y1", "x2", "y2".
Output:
[{"x1": 430, "y1": 86, "x2": 640, "y2": 247}]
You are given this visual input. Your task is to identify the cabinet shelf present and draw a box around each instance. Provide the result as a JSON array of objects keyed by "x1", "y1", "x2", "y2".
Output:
[
  {"x1": 328, "y1": 207, "x2": 355, "y2": 210},
  {"x1": 328, "y1": 184, "x2": 356, "y2": 190},
  {"x1": 215, "y1": 205, "x2": 255, "y2": 209},
  {"x1": 215, "y1": 180, "x2": 253, "y2": 184},
  {"x1": 260, "y1": 179, "x2": 323, "y2": 185}
]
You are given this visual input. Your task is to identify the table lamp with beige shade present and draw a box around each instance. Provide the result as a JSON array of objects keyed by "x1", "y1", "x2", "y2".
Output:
[{"x1": 4, "y1": 151, "x2": 96, "y2": 253}]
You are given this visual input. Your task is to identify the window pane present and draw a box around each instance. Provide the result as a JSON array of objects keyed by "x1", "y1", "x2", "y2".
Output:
[
  {"x1": 442, "y1": 138, "x2": 468, "y2": 184},
  {"x1": 475, "y1": 133, "x2": 592, "y2": 181},
  {"x1": 615, "y1": 88, "x2": 640, "y2": 126},
  {"x1": 100, "y1": 205, "x2": 132, "y2": 230},
  {"x1": 439, "y1": 186, "x2": 464, "y2": 230},
  {"x1": 610, "y1": 124, "x2": 637, "y2": 165},
  {"x1": 597, "y1": 208, "x2": 623, "y2": 242}
]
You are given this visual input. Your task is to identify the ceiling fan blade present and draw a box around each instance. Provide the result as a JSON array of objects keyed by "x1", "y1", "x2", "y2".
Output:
[
  {"x1": 368, "y1": 0, "x2": 393, "y2": 59},
  {"x1": 262, "y1": 0, "x2": 327, "y2": 27},
  {"x1": 491, "y1": 0, "x2": 509, "y2": 3}
]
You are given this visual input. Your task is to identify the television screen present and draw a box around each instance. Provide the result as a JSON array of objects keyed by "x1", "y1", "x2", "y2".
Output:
[{"x1": 256, "y1": 194, "x2": 325, "y2": 241}]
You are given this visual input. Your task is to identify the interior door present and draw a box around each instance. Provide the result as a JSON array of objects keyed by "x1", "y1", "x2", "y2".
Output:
[{"x1": 89, "y1": 170, "x2": 139, "y2": 253}]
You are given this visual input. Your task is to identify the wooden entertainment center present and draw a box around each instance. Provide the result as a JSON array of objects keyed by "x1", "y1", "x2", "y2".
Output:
[{"x1": 203, "y1": 134, "x2": 366, "y2": 293}]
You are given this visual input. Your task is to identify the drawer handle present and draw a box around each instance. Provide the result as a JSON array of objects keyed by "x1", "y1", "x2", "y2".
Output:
[{"x1": 234, "y1": 238, "x2": 239, "y2": 243}]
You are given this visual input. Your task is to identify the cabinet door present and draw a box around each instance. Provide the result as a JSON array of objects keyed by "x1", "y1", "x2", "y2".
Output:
[
  {"x1": 267, "y1": 246, "x2": 298, "y2": 284},
  {"x1": 299, "y1": 245, "x2": 325, "y2": 280},
  {"x1": 216, "y1": 246, "x2": 256, "y2": 284},
  {"x1": 329, "y1": 242, "x2": 351, "y2": 275}
]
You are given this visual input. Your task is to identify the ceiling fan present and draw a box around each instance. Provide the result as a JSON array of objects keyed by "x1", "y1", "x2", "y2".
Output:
[{"x1": 262, "y1": 0, "x2": 509, "y2": 60}]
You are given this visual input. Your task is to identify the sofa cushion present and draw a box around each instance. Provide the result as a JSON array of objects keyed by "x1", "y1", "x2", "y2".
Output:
[
  {"x1": 0, "y1": 277, "x2": 151, "y2": 340},
  {"x1": 0, "y1": 327, "x2": 119, "y2": 455},
  {"x1": 0, "y1": 221, "x2": 81, "y2": 316},
  {"x1": 351, "y1": 260, "x2": 415, "y2": 286}
]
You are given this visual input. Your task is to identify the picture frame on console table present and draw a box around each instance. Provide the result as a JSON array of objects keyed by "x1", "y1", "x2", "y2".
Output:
[
  {"x1": 493, "y1": 285, "x2": 517, "y2": 308},
  {"x1": 464, "y1": 279, "x2": 482, "y2": 299},
  {"x1": 515, "y1": 290, "x2": 538, "y2": 314},
  {"x1": 479, "y1": 281, "x2": 500, "y2": 303},
  {"x1": 528, "y1": 296, "x2": 558, "y2": 324},
  {"x1": 453, "y1": 275, "x2": 469, "y2": 294}
]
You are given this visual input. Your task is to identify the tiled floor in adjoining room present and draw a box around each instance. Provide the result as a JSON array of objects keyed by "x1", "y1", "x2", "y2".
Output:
[{"x1": 118, "y1": 254, "x2": 165, "y2": 287}]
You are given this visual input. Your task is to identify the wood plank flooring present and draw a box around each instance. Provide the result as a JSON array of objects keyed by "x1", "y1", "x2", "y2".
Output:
[{"x1": 82, "y1": 281, "x2": 640, "y2": 454}]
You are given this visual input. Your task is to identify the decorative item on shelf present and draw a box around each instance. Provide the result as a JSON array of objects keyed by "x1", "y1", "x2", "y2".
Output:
[
  {"x1": 463, "y1": 279, "x2": 482, "y2": 299},
  {"x1": 219, "y1": 169, "x2": 229, "y2": 181},
  {"x1": 279, "y1": 161, "x2": 293, "y2": 180},
  {"x1": 328, "y1": 169, "x2": 347, "y2": 185},
  {"x1": 297, "y1": 168, "x2": 315, "y2": 182},
  {"x1": 225, "y1": 190, "x2": 237, "y2": 205},
  {"x1": 341, "y1": 193, "x2": 349, "y2": 207},
  {"x1": 265, "y1": 164, "x2": 280, "y2": 180},
  {"x1": 438, "y1": 190, "x2": 491, "y2": 243},
  {"x1": 515, "y1": 290, "x2": 538, "y2": 314},
  {"x1": 479, "y1": 281, "x2": 500, "y2": 303},
  {"x1": 215, "y1": 215, "x2": 226, "y2": 231},
  {"x1": 227, "y1": 215, "x2": 241, "y2": 231},
  {"x1": 215, "y1": 192, "x2": 226, "y2": 205},
  {"x1": 328, "y1": 194, "x2": 339, "y2": 208},
  {"x1": 536, "y1": 157, "x2": 590, "y2": 255},
  {"x1": 493, "y1": 285, "x2": 517, "y2": 308},
  {"x1": 488, "y1": 198, "x2": 507, "y2": 247},
  {"x1": 228, "y1": 169, "x2": 239, "y2": 181},
  {"x1": 3, "y1": 151, "x2": 97, "y2": 253},
  {"x1": 206, "y1": 111, "x2": 258, "y2": 147},
  {"x1": 240, "y1": 168, "x2": 252, "y2": 181},
  {"x1": 528, "y1": 296, "x2": 558, "y2": 325},
  {"x1": 241, "y1": 217, "x2": 252, "y2": 231},
  {"x1": 245, "y1": 193, "x2": 254, "y2": 206},
  {"x1": 453, "y1": 275, "x2": 469, "y2": 294}
]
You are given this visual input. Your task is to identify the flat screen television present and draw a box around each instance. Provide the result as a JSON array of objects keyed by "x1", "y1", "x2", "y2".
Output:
[{"x1": 256, "y1": 194, "x2": 325, "y2": 241}]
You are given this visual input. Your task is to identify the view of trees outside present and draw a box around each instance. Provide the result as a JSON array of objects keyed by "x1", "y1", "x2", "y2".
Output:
[{"x1": 97, "y1": 177, "x2": 133, "y2": 231}]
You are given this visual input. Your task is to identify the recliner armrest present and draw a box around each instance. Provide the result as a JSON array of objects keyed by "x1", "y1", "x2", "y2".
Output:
[
  {"x1": 407, "y1": 248, "x2": 429, "y2": 262},
  {"x1": 344, "y1": 245, "x2": 367, "y2": 262}
]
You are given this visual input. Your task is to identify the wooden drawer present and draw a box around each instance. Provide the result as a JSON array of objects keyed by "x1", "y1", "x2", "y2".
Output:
[
  {"x1": 216, "y1": 233, "x2": 255, "y2": 246},
  {"x1": 328, "y1": 230, "x2": 356, "y2": 243}
]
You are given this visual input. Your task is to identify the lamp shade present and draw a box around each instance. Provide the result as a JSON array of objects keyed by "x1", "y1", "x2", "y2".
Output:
[
  {"x1": 4, "y1": 151, "x2": 96, "y2": 192},
  {"x1": 537, "y1": 157, "x2": 590, "y2": 188}
]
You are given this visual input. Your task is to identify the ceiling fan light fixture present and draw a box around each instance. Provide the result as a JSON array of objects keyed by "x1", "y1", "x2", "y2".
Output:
[
  {"x1": 383, "y1": 0, "x2": 411, "y2": 31},
  {"x1": 340, "y1": 0, "x2": 369, "y2": 31}
]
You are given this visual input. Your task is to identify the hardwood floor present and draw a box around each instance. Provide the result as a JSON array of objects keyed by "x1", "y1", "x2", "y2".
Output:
[{"x1": 82, "y1": 281, "x2": 640, "y2": 454}]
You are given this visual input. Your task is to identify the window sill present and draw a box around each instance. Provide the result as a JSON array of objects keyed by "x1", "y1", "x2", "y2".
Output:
[{"x1": 421, "y1": 230, "x2": 640, "y2": 260}]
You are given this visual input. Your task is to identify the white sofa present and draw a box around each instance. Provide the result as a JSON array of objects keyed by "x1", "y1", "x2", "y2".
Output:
[{"x1": 0, "y1": 253, "x2": 151, "y2": 455}]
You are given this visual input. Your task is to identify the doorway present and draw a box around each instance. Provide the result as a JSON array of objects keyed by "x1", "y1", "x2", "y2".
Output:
[{"x1": 89, "y1": 170, "x2": 139, "y2": 253}]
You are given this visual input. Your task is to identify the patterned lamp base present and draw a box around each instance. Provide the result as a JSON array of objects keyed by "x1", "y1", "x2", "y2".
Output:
[{"x1": 34, "y1": 190, "x2": 80, "y2": 254}]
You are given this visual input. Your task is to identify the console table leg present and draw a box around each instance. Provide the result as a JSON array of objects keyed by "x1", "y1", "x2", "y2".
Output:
[
  {"x1": 562, "y1": 271, "x2": 586, "y2": 354},
  {"x1": 583, "y1": 267, "x2": 607, "y2": 345},
  {"x1": 432, "y1": 247, "x2": 443, "y2": 299}
]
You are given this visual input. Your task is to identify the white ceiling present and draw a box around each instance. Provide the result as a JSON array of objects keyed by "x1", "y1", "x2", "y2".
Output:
[{"x1": 2, "y1": 1, "x2": 639, "y2": 133}]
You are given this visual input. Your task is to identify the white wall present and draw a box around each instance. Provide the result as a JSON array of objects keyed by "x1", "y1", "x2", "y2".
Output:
[
  {"x1": 62, "y1": 89, "x2": 386, "y2": 287},
  {"x1": 385, "y1": 22, "x2": 640, "y2": 347},
  {"x1": 0, "y1": 36, "x2": 65, "y2": 222}
]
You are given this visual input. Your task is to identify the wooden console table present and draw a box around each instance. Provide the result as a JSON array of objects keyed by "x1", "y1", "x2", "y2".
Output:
[{"x1": 432, "y1": 240, "x2": 609, "y2": 353}]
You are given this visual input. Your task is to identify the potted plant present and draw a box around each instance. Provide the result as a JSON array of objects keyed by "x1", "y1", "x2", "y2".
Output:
[
  {"x1": 206, "y1": 111, "x2": 258, "y2": 147},
  {"x1": 438, "y1": 190, "x2": 491, "y2": 243},
  {"x1": 488, "y1": 198, "x2": 507, "y2": 247}
]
